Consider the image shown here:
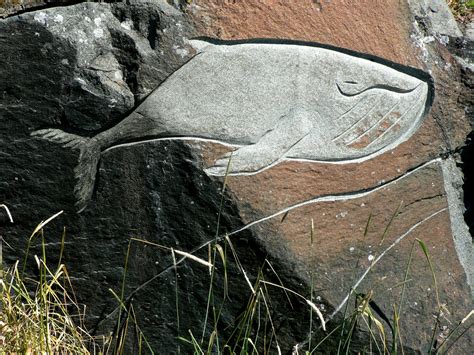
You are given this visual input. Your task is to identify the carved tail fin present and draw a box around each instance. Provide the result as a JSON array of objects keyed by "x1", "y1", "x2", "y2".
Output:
[{"x1": 31, "y1": 129, "x2": 100, "y2": 212}]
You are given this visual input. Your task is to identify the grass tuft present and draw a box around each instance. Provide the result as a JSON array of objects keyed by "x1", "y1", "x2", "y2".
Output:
[{"x1": 0, "y1": 212, "x2": 95, "y2": 353}]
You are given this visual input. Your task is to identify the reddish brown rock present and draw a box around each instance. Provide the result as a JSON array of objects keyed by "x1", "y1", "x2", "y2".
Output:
[
  {"x1": 1, "y1": 1, "x2": 471, "y2": 353},
  {"x1": 190, "y1": 0, "x2": 418, "y2": 66},
  {"x1": 187, "y1": 0, "x2": 473, "y2": 352},
  {"x1": 246, "y1": 163, "x2": 470, "y2": 350}
]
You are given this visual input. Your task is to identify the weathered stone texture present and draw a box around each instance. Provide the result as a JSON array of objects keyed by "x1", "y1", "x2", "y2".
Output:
[
  {"x1": 0, "y1": 0, "x2": 43, "y2": 17},
  {"x1": 187, "y1": 0, "x2": 473, "y2": 352},
  {"x1": 190, "y1": 0, "x2": 417, "y2": 66},
  {"x1": 1, "y1": 0, "x2": 472, "y2": 353},
  {"x1": 0, "y1": 0, "x2": 77, "y2": 18}
]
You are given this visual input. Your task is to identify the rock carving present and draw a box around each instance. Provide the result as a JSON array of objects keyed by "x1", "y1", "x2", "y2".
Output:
[{"x1": 32, "y1": 39, "x2": 433, "y2": 212}]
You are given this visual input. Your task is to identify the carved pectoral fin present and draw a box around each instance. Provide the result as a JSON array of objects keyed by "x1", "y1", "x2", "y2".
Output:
[{"x1": 206, "y1": 110, "x2": 314, "y2": 176}]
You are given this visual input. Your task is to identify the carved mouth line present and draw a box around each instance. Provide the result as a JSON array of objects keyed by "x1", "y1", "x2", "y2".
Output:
[{"x1": 336, "y1": 83, "x2": 420, "y2": 97}]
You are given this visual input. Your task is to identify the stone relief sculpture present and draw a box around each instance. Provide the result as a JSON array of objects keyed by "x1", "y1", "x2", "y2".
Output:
[{"x1": 32, "y1": 39, "x2": 433, "y2": 212}]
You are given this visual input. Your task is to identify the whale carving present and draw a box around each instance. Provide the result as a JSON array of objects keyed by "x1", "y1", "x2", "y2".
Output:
[{"x1": 32, "y1": 39, "x2": 433, "y2": 212}]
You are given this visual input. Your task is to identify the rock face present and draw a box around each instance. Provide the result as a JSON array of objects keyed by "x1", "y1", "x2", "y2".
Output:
[
  {"x1": 408, "y1": 0, "x2": 464, "y2": 38},
  {"x1": 1, "y1": 1, "x2": 472, "y2": 353},
  {"x1": 0, "y1": 0, "x2": 76, "y2": 18}
]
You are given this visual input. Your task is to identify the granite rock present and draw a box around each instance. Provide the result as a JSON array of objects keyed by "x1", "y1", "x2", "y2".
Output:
[{"x1": 1, "y1": 1, "x2": 473, "y2": 353}]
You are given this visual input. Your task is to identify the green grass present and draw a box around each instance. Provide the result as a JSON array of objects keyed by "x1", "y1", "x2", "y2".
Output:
[
  {"x1": 1, "y1": 193, "x2": 473, "y2": 353},
  {"x1": 0, "y1": 207, "x2": 154, "y2": 354},
  {"x1": 447, "y1": 0, "x2": 474, "y2": 22},
  {"x1": 0, "y1": 210, "x2": 95, "y2": 353}
]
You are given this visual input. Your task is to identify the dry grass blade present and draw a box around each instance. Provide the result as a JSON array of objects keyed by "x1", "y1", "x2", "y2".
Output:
[
  {"x1": 416, "y1": 238, "x2": 441, "y2": 309},
  {"x1": 31, "y1": 211, "x2": 63, "y2": 237},
  {"x1": 215, "y1": 243, "x2": 228, "y2": 299},
  {"x1": 0, "y1": 204, "x2": 13, "y2": 223},
  {"x1": 329, "y1": 208, "x2": 447, "y2": 321},
  {"x1": 22, "y1": 211, "x2": 64, "y2": 275},
  {"x1": 108, "y1": 288, "x2": 155, "y2": 354},
  {"x1": 130, "y1": 237, "x2": 214, "y2": 268},
  {"x1": 379, "y1": 200, "x2": 403, "y2": 245},
  {"x1": 265, "y1": 260, "x2": 293, "y2": 308},
  {"x1": 364, "y1": 209, "x2": 373, "y2": 238},
  {"x1": 259, "y1": 288, "x2": 282, "y2": 355},
  {"x1": 260, "y1": 280, "x2": 327, "y2": 332},
  {"x1": 171, "y1": 248, "x2": 180, "y2": 354},
  {"x1": 172, "y1": 248, "x2": 214, "y2": 269},
  {"x1": 246, "y1": 337, "x2": 259, "y2": 352},
  {"x1": 461, "y1": 310, "x2": 473, "y2": 324},
  {"x1": 225, "y1": 235, "x2": 255, "y2": 295},
  {"x1": 306, "y1": 300, "x2": 326, "y2": 331},
  {"x1": 435, "y1": 309, "x2": 473, "y2": 353},
  {"x1": 358, "y1": 293, "x2": 387, "y2": 353},
  {"x1": 1, "y1": 252, "x2": 93, "y2": 353}
]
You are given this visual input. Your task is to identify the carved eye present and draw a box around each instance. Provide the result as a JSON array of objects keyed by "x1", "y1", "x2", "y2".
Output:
[
  {"x1": 336, "y1": 81, "x2": 364, "y2": 96},
  {"x1": 336, "y1": 82, "x2": 419, "y2": 97}
]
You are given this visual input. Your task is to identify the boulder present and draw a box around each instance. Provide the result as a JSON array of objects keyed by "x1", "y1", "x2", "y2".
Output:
[{"x1": 1, "y1": 0, "x2": 472, "y2": 353}]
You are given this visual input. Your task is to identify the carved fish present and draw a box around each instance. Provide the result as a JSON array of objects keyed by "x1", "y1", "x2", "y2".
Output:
[{"x1": 32, "y1": 39, "x2": 433, "y2": 212}]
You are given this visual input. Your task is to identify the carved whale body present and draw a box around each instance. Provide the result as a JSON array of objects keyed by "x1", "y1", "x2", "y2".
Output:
[{"x1": 32, "y1": 39, "x2": 433, "y2": 212}]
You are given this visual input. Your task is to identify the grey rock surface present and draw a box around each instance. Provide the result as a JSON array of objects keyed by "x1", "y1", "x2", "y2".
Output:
[
  {"x1": 32, "y1": 39, "x2": 432, "y2": 211},
  {"x1": 442, "y1": 157, "x2": 474, "y2": 297},
  {"x1": 0, "y1": 3, "x2": 322, "y2": 353},
  {"x1": 467, "y1": 21, "x2": 474, "y2": 42},
  {"x1": 1, "y1": 1, "x2": 473, "y2": 353},
  {"x1": 1, "y1": 2, "x2": 194, "y2": 131},
  {"x1": 408, "y1": 0, "x2": 463, "y2": 38}
]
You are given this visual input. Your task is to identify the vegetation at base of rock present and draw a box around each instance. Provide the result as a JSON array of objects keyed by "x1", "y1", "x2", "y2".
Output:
[
  {"x1": 0, "y1": 208, "x2": 152, "y2": 354},
  {"x1": 0, "y1": 210, "x2": 94, "y2": 353},
  {"x1": 447, "y1": 0, "x2": 474, "y2": 22},
  {"x1": 1, "y1": 204, "x2": 472, "y2": 354},
  {"x1": 173, "y1": 203, "x2": 473, "y2": 354},
  {"x1": 0, "y1": 261, "x2": 93, "y2": 352}
]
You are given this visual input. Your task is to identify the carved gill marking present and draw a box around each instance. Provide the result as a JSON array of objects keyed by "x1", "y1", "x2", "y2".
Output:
[
  {"x1": 348, "y1": 113, "x2": 401, "y2": 149},
  {"x1": 345, "y1": 99, "x2": 400, "y2": 147},
  {"x1": 335, "y1": 97, "x2": 366, "y2": 122},
  {"x1": 331, "y1": 95, "x2": 382, "y2": 142},
  {"x1": 366, "y1": 88, "x2": 425, "y2": 148}
]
